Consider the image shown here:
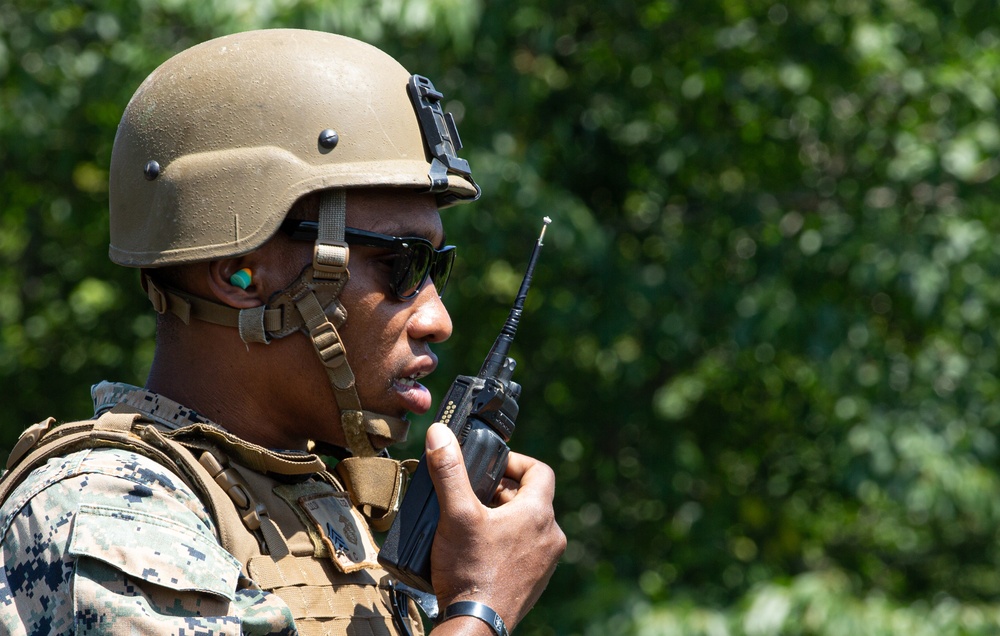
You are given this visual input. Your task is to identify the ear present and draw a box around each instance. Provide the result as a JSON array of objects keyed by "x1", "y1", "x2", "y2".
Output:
[{"x1": 206, "y1": 259, "x2": 264, "y2": 309}]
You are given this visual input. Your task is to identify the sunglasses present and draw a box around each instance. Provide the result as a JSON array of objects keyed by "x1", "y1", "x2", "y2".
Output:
[{"x1": 280, "y1": 219, "x2": 456, "y2": 300}]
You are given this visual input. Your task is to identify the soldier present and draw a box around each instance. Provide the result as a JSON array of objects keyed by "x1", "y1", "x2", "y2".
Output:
[{"x1": 0, "y1": 29, "x2": 565, "y2": 635}]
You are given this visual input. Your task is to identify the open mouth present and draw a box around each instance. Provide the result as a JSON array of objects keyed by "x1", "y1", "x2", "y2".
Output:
[{"x1": 393, "y1": 373, "x2": 433, "y2": 414}]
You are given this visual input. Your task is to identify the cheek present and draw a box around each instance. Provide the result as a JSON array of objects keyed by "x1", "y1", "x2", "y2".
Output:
[
  {"x1": 339, "y1": 264, "x2": 411, "y2": 370},
  {"x1": 340, "y1": 265, "x2": 392, "y2": 354},
  {"x1": 340, "y1": 301, "x2": 399, "y2": 403},
  {"x1": 342, "y1": 298, "x2": 395, "y2": 357}
]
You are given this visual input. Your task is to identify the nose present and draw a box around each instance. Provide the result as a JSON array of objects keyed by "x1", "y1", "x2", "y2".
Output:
[{"x1": 407, "y1": 282, "x2": 453, "y2": 343}]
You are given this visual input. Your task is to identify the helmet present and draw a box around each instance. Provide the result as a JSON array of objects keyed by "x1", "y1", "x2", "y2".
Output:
[{"x1": 109, "y1": 28, "x2": 478, "y2": 267}]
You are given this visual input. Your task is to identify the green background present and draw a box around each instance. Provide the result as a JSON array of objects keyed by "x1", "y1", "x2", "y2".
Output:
[{"x1": 4, "y1": 0, "x2": 1000, "y2": 633}]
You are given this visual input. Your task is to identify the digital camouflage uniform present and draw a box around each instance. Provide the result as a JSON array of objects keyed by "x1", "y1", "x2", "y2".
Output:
[{"x1": 0, "y1": 382, "x2": 423, "y2": 635}]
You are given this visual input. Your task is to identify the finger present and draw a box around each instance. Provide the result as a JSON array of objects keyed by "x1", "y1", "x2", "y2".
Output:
[
  {"x1": 503, "y1": 451, "x2": 531, "y2": 481},
  {"x1": 492, "y1": 477, "x2": 520, "y2": 506},
  {"x1": 424, "y1": 423, "x2": 480, "y2": 523},
  {"x1": 503, "y1": 451, "x2": 556, "y2": 499}
]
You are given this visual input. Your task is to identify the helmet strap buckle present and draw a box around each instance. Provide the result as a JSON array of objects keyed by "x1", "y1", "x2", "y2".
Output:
[
  {"x1": 312, "y1": 241, "x2": 349, "y2": 278},
  {"x1": 308, "y1": 319, "x2": 347, "y2": 370}
]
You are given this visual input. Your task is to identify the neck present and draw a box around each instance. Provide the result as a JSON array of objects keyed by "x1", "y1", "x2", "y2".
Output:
[{"x1": 145, "y1": 320, "x2": 340, "y2": 451}]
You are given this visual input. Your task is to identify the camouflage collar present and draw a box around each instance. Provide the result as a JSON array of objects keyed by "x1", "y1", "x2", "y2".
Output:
[{"x1": 91, "y1": 381, "x2": 216, "y2": 431}]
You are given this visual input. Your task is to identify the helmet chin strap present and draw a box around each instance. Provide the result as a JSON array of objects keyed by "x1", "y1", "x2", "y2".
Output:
[
  {"x1": 141, "y1": 189, "x2": 412, "y2": 528},
  {"x1": 142, "y1": 189, "x2": 411, "y2": 530},
  {"x1": 290, "y1": 188, "x2": 381, "y2": 459},
  {"x1": 290, "y1": 191, "x2": 415, "y2": 530}
]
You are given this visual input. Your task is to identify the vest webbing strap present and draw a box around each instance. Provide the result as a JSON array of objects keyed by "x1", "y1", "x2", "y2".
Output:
[
  {"x1": 247, "y1": 555, "x2": 356, "y2": 589},
  {"x1": 275, "y1": 583, "x2": 387, "y2": 620},
  {"x1": 294, "y1": 616, "x2": 400, "y2": 636},
  {"x1": 93, "y1": 408, "x2": 141, "y2": 432},
  {"x1": 0, "y1": 411, "x2": 158, "y2": 505},
  {"x1": 137, "y1": 425, "x2": 263, "y2": 572},
  {"x1": 258, "y1": 513, "x2": 292, "y2": 559},
  {"x1": 249, "y1": 556, "x2": 422, "y2": 636},
  {"x1": 158, "y1": 424, "x2": 327, "y2": 476}
]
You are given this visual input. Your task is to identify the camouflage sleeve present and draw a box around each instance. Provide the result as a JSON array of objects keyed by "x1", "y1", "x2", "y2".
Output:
[{"x1": 0, "y1": 448, "x2": 296, "y2": 636}]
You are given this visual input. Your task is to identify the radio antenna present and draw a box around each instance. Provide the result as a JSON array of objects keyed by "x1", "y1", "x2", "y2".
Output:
[{"x1": 478, "y1": 217, "x2": 551, "y2": 378}]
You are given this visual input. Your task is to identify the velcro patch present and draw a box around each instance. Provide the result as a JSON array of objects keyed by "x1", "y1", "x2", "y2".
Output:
[{"x1": 298, "y1": 492, "x2": 379, "y2": 573}]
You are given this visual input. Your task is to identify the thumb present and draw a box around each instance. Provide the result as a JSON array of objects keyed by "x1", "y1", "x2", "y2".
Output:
[{"x1": 425, "y1": 423, "x2": 478, "y2": 519}]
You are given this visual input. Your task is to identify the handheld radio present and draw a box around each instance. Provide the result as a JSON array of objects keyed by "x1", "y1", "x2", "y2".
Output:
[{"x1": 378, "y1": 217, "x2": 551, "y2": 593}]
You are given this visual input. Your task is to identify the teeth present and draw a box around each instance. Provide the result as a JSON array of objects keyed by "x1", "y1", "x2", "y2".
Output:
[{"x1": 398, "y1": 377, "x2": 417, "y2": 388}]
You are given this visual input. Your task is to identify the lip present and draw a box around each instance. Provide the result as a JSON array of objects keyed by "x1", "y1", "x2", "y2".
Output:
[
  {"x1": 393, "y1": 377, "x2": 433, "y2": 414},
  {"x1": 393, "y1": 355, "x2": 438, "y2": 415}
]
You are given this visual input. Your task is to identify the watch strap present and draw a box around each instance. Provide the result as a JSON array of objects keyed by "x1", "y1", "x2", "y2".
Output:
[{"x1": 440, "y1": 600, "x2": 510, "y2": 636}]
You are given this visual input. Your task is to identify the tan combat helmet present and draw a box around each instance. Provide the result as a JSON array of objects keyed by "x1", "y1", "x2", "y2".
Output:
[
  {"x1": 107, "y1": 29, "x2": 479, "y2": 528},
  {"x1": 109, "y1": 28, "x2": 477, "y2": 266}
]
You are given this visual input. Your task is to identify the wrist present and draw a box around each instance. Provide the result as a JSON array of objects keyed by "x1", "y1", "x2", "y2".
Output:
[{"x1": 438, "y1": 600, "x2": 510, "y2": 636}]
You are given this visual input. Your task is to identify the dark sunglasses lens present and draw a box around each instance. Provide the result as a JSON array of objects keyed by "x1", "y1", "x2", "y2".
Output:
[
  {"x1": 431, "y1": 248, "x2": 455, "y2": 295},
  {"x1": 394, "y1": 245, "x2": 433, "y2": 299}
]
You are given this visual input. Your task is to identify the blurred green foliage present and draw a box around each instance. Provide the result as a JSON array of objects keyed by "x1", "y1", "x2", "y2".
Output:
[{"x1": 4, "y1": 0, "x2": 1000, "y2": 634}]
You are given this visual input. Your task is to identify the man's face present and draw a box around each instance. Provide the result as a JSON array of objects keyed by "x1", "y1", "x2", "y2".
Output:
[
  {"x1": 338, "y1": 189, "x2": 454, "y2": 426},
  {"x1": 263, "y1": 188, "x2": 454, "y2": 450}
]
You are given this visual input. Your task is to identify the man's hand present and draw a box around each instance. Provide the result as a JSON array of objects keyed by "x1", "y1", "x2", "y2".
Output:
[{"x1": 423, "y1": 422, "x2": 566, "y2": 633}]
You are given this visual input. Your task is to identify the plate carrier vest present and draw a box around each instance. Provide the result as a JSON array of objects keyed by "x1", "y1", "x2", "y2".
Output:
[{"x1": 0, "y1": 405, "x2": 425, "y2": 636}]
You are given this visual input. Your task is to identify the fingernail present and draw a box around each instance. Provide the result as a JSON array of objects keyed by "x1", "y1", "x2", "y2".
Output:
[{"x1": 426, "y1": 423, "x2": 454, "y2": 451}]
